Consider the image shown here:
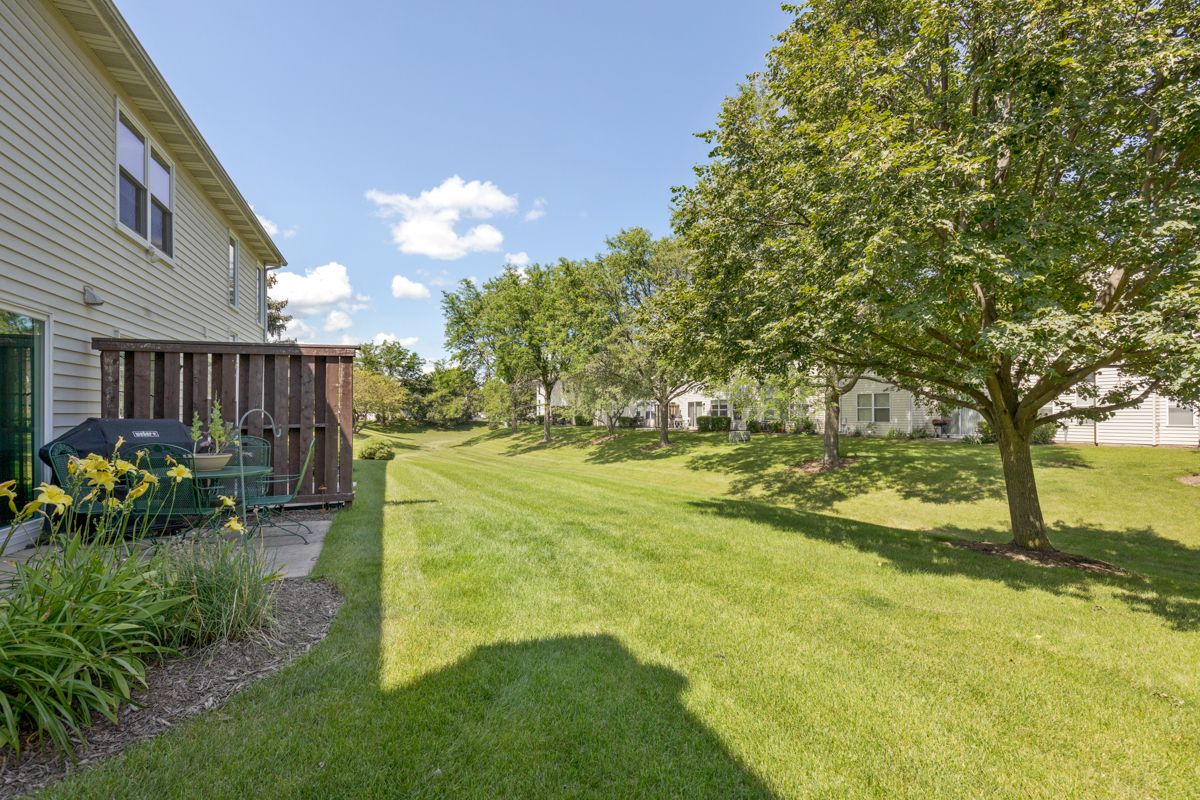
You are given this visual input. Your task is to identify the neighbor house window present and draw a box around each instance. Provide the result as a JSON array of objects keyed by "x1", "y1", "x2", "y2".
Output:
[
  {"x1": 857, "y1": 393, "x2": 891, "y2": 423},
  {"x1": 227, "y1": 239, "x2": 238, "y2": 306},
  {"x1": 117, "y1": 116, "x2": 146, "y2": 236},
  {"x1": 116, "y1": 113, "x2": 173, "y2": 256},
  {"x1": 1168, "y1": 404, "x2": 1194, "y2": 426},
  {"x1": 150, "y1": 152, "x2": 172, "y2": 255},
  {"x1": 710, "y1": 399, "x2": 730, "y2": 417}
]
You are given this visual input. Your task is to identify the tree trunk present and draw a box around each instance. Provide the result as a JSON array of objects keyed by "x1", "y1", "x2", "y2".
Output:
[
  {"x1": 994, "y1": 416, "x2": 1054, "y2": 550},
  {"x1": 606, "y1": 413, "x2": 617, "y2": 437},
  {"x1": 542, "y1": 385, "x2": 553, "y2": 443},
  {"x1": 657, "y1": 396, "x2": 670, "y2": 446},
  {"x1": 823, "y1": 370, "x2": 841, "y2": 468}
]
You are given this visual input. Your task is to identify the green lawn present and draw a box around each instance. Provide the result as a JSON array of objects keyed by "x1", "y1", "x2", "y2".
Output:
[{"x1": 43, "y1": 425, "x2": 1200, "y2": 799}]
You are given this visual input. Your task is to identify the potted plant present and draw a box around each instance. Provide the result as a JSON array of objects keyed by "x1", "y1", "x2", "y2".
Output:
[{"x1": 190, "y1": 401, "x2": 236, "y2": 471}]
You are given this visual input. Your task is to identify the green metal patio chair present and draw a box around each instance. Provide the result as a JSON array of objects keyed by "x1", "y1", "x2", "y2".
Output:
[
  {"x1": 242, "y1": 439, "x2": 316, "y2": 543},
  {"x1": 133, "y1": 443, "x2": 212, "y2": 537},
  {"x1": 45, "y1": 442, "x2": 105, "y2": 521}
]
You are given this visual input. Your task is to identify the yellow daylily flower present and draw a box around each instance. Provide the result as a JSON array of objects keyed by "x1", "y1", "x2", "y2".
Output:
[
  {"x1": 67, "y1": 459, "x2": 79, "y2": 475},
  {"x1": 113, "y1": 436, "x2": 126, "y2": 452},
  {"x1": 34, "y1": 484, "x2": 72, "y2": 515},
  {"x1": 139, "y1": 471, "x2": 159, "y2": 485},
  {"x1": 114, "y1": 459, "x2": 137, "y2": 476},
  {"x1": 217, "y1": 495, "x2": 236, "y2": 508},
  {"x1": 104, "y1": 497, "x2": 123, "y2": 511},
  {"x1": 0, "y1": 480, "x2": 17, "y2": 514},
  {"x1": 126, "y1": 482, "x2": 150, "y2": 501},
  {"x1": 222, "y1": 517, "x2": 245, "y2": 533},
  {"x1": 166, "y1": 464, "x2": 192, "y2": 482},
  {"x1": 87, "y1": 471, "x2": 117, "y2": 492}
]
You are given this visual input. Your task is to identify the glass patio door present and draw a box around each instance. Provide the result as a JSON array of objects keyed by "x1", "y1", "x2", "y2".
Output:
[{"x1": 0, "y1": 311, "x2": 45, "y2": 526}]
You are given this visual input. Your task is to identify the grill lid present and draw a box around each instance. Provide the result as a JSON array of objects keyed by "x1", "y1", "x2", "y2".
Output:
[{"x1": 39, "y1": 418, "x2": 194, "y2": 466}]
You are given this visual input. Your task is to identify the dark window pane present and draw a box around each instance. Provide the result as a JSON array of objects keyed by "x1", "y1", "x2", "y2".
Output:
[
  {"x1": 874, "y1": 393, "x2": 890, "y2": 408},
  {"x1": 228, "y1": 240, "x2": 238, "y2": 305},
  {"x1": 150, "y1": 152, "x2": 171, "y2": 209},
  {"x1": 875, "y1": 408, "x2": 891, "y2": 423},
  {"x1": 857, "y1": 394, "x2": 871, "y2": 408},
  {"x1": 151, "y1": 201, "x2": 172, "y2": 255},
  {"x1": 119, "y1": 172, "x2": 145, "y2": 235},
  {"x1": 118, "y1": 118, "x2": 144, "y2": 183},
  {"x1": 858, "y1": 407, "x2": 872, "y2": 422}
]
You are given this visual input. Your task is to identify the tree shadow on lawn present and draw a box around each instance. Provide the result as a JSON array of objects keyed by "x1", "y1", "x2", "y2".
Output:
[
  {"x1": 685, "y1": 438, "x2": 1011, "y2": 510},
  {"x1": 494, "y1": 428, "x2": 715, "y2": 463},
  {"x1": 689, "y1": 497, "x2": 1200, "y2": 632}
]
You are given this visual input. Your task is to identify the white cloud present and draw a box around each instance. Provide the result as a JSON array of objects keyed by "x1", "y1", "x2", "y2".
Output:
[
  {"x1": 505, "y1": 252, "x2": 530, "y2": 266},
  {"x1": 468, "y1": 276, "x2": 478, "y2": 285},
  {"x1": 524, "y1": 197, "x2": 546, "y2": 222},
  {"x1": 366, "y1": 176, "x2": 518, "y2": 260},
  {"x1": 272, "y1": 262, "x2": 353, "y2": 315},
  {"x1": 285, "y1": 318, "x2": 317, "y2": 341},
  {"x1": 392, "y1": 275, "x2": 431, "y2": 299},
  {"x1": 323, "y1": 310, "x2": 353, "y2": 331},
  {"x1": 252, "y1": 205, "x2": 296, "y2": 239},
  {"x1": 373, "y1": 333, "x2": 419, "y2": 347}
]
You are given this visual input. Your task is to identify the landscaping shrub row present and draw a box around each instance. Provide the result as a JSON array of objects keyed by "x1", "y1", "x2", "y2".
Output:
[
  {"x1": 0, "y1": 450, "x2": 280, "y2": 759},
  {"x1": 696, "y1": 416, "x2": 732, "y2": 432}
]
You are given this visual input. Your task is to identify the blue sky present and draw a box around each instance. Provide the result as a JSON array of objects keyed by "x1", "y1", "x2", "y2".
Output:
[{"x1": 117, "y1": 1, "x2": 792, "y2": 362}]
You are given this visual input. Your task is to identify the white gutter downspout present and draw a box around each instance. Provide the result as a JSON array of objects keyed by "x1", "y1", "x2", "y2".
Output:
[{"x1": 907, "y1": 393, "x2": 913, "y2": 434}]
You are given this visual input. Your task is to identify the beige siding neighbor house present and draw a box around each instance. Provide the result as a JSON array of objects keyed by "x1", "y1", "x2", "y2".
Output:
[{"x1": 1, "y1": 0, "x2": 286, "y2": 529}]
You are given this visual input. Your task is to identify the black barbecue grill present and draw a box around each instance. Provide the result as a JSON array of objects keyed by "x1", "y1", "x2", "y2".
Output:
[{"x1": 39, "y1": 418, "x2": 194, "y2": 467}]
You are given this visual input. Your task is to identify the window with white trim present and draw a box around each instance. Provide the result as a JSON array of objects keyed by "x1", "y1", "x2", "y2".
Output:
[
  {"x1": 116, "y1": 113, "x2": 173, "y2": 256},
  {"x1": 857, "y1": 393, "x2": 891, "y2": 423},
  {"x1": 227, "y1": 239, "x2": 238, "y2": 306},
  {"x1": 710, "y1": 399, "x2": 731, "y2": 417},
  {"x1": 1168, "y1": 404, "x2": 1194, "y2": 426}
]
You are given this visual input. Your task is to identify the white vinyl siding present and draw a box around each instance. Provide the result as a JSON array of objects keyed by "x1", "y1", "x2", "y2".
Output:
[{"x1": 0, "y1": 0, "x2": 268, "y2": 437}]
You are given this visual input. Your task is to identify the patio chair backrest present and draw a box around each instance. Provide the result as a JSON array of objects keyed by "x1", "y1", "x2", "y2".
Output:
[
  {"x1": 46, "y1": 442, "x2": 78, "y2": 487},
  {"x1": 134, "y1": 444, "x2": 206, "y2": 518}
]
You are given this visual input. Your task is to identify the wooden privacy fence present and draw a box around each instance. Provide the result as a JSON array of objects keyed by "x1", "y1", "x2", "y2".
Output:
[{"x1": 92, "y1": 339, "x2": 357, "y2": 507}]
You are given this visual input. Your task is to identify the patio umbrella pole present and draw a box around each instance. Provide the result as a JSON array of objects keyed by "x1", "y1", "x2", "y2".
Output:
[{"x1": 237, "y1": 409, "x2": 282, "y2": 536}]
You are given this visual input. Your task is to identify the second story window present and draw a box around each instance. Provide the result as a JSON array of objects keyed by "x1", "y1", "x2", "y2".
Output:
[
  {"x1": 150, "y1": 153, "x2": 172, "y2": 255},
  {"x1": 117, "y1": 117, "x2": 145, "y2": 236},
  {"x1": 116, "y1": 112, "x2": 173, "y2": 257},
  {"x1": 228, "y1": 239, "x2": 238, "y2": 306}
]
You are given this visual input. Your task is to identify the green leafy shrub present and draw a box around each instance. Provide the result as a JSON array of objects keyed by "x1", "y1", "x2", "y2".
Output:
[
  {"x1": 358, "y1": 439, "x2": 396, "y2": 460},
  {"x1": 799, "y1": 417, "x2": 818, "y2": 435},
  {"x1": 697, "y1": 416, "x2": 732, "y2": 432},
  {"x1": 884, "y1": 427, "x2": 904, "y2": 440},
  {"x1": 977, "y1": 420, "x2": 997, "y2": 443},
  {"x1": 0, "y1": 534, "x2": 189, "y2": 757},
  {"x1": 1032, "y1": 420, "x2": 1061, "y2": 445},
  {"x1": 157, "y1": 540, "x2": 281, "y2": 646},
  {"x1": 908, "y1": 428, "x2": 928, "y2": 439},
  {"x1": 746, "y1": 419, "x2": 761, "y2": 433},
  {"x1": 617, "y1": 416, "x2": 638, "y2": 429},
  {"x1": 573, "y1": 414, "x2": 592, "y2": 426}
]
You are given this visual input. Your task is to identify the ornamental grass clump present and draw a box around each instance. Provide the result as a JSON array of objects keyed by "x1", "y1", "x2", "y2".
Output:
[{"x1": 157, "y1": 540, "x2": 280, "y2": 646}]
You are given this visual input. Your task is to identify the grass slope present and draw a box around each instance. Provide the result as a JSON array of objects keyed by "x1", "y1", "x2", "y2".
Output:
[{"x1": 42, "y1": 425, "x2": 1200, "y2": 799}]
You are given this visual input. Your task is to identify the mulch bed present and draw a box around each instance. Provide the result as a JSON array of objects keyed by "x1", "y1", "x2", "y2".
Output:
[
  {"x1": 586, "y1": 434, "x2": 626, "y2": 445},
  {"x1": 944, "y1": 540, "x2": 1132, "y2": 576},
  {"x1": 0, "y1": 578, "x2": 343, "y2": 799},
  {"x1": 788, "y1": 457, "x2": 860, "y2": 475},
  {"x1": 1178, "y1": 475, "x2": 1200, "y2": 487}
]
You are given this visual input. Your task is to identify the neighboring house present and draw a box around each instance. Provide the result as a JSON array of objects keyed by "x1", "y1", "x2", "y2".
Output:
[
  {"x1": 1051, "y1": 368, "x2": 1198, "y2": 447},
  {"x1": 1, "y1": 0, "x2": 287, "y2": 528}
]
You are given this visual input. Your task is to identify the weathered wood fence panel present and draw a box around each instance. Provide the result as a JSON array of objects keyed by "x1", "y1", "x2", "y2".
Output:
[{"x1": 93, "y1": 339, "x2": 357, "y2": 507}]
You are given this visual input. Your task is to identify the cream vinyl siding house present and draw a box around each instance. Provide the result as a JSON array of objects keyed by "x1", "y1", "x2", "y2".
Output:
[
  {"x1": 1, "y1": 0, "x2": 285, "y2": 439},
  {"x1": 1, "y1": 0, "x2": 286, "y2": 540},
  {"x1": 1053, "y1": 368, "x2": 1198, "y2": 447}
]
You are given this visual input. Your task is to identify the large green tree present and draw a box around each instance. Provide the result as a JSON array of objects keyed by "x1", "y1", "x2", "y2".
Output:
[
  {"x1": 444, "y1": 262, "x2": 603, "y2": 444},
  {"x1": 356, "y1": 340, "x2": 431, "y2": 421},
  {"x1": 672, "y1": 0, "x2": 1200, "y2": 550},
  {"x1": 594, "y1": 229, "x2": 701, "y2": 446}
]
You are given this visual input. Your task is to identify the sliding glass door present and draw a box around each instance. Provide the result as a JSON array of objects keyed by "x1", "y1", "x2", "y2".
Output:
[{"x1": 0, "y1": 311, "x2": 45, "y2": 526}]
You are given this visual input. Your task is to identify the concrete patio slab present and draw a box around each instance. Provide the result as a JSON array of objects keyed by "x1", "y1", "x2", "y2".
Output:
[{"x1": 1, "y1": 520, "x2": 332, "y2": 579}]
